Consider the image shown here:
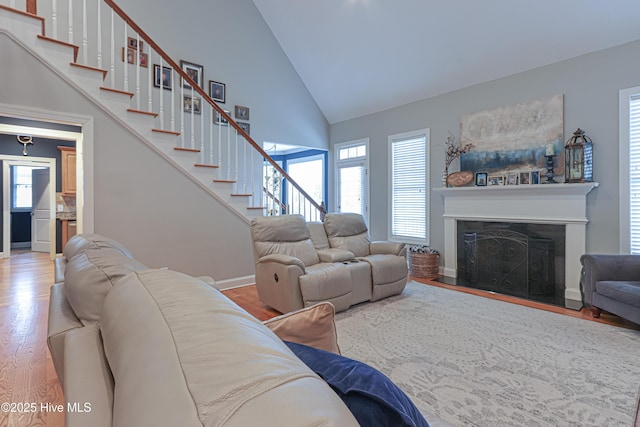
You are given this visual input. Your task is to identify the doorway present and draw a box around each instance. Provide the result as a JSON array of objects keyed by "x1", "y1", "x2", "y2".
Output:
[{"x1": 2, "y1": 157, "x2": 56, "y2": 258}]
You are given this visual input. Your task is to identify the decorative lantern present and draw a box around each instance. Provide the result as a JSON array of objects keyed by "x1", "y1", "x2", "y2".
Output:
[{"x1": 564, "y1": 128, "x2": 593, "y2": 183}]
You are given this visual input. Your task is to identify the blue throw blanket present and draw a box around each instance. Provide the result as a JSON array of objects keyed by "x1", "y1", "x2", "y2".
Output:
[{"x1": 285, "y1": 341, "x2": 429, "y2": 427}]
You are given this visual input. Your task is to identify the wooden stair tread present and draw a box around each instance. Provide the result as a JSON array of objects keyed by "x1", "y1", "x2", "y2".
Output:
[
  {"x1": 37, "y1": 34, "x2": 78, "y2": 61},
  {"x1": 230, "y1": 193, "x2": 252, "y2": 197},
  {"x1": 194, "y1": 163, "x2": 219, "y2": 168},
  {"x1": 127, "y1": 108, "x2": 158, "y2": 118},
  {"x1": 100, "y1": 86, "x2": 134, "y2": 98},
  {"x1": 247, "y1": 206, "x2": 267, "y2": 210},
  {"x1": 174, "y1": 147, "x2": 200, "y2": 153},
  {"x1": 0, "y1": 4, "x2": 44, "y2": 33},
  {"x1": 213, "y1": 179, "x2": 236, "y2": 183},
  {"x1": 70, "y1": 62, "x2": 108, "y2": 79},
  {"x1": 152, "y1": 128, "x2": 180, "y2": 136}
]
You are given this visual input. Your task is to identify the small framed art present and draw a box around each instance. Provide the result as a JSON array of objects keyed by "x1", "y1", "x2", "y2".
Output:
[
  {"x1": 237, "y1": 121, "x2": 250, "y2": 136},
  {"x1": 181, "y1": 60, "x2": 203, "y2": 89},
  {"x1": 235, "y1": 105, "x2": 250, "y2": 120},
  {"x1": 183, "y1": 95, "x2": 202, "y2": 114},
  {"x1": 506, "y1": 173, "x2": 519, "y2": 185},
  {"x1": 153, "y1": 64, "x2": 172, "y2": 90},
  {"x1": 519, "y1": 171, "x2": 531, "y2": 185},
  {"x1": 209, "y1": 80, "x2": 226, "y2": 103},
  {"x1": 127, "y1": 36, "x2": 144, "y2": 51},
  {"x1": 488, "y1": 175, "x2": 504, "y2": 186},
  {"x1": 531, "y1": 170, "x2": 541, "y2": 185},
  {"x1": 475, "y1": 172, "x2": 488, "y2": 186},
  {"x1": 214, "y1": 109, "x2": 230, "y2": 126}
]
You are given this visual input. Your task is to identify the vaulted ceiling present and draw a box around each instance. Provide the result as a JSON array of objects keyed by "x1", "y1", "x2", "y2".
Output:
[{"x1": 252, "y1": 0, "x2": 640, "y2": 124}]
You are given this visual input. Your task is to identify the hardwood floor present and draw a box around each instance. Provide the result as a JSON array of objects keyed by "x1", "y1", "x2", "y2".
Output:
[
  {"x1": 0, "y1": 250, "x2": 63, "y2": 427},
  {"x1": 0, "y1": 252, "x2": 637, "y2": 426}
]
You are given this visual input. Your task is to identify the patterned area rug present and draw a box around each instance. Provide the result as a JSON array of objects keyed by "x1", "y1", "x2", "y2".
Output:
[{"x1": 335, "y1": 282, "x2": 640, "y2": 427}]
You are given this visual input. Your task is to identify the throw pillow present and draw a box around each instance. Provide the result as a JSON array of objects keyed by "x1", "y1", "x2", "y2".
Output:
[
  {"x1": 264, "y1": 302, "x2": 340, "y2": 354},
  {"x1": 285, "y1": 341, "x2": 429, "y2": 427}
]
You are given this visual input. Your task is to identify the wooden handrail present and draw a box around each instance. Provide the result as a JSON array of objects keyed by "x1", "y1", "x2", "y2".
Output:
[
  {"x1": 104, "y1": 0, "x2": 325, "y2": 215},
  {"x1": 263, "y1": 187, "x2": 287, "y2": 213}
]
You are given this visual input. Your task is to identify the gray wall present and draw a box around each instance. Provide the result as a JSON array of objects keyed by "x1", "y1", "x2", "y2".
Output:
[
  {"x1": 117, "y1": 0, "x2": 329, "y2": 150},
  {"x1": 330, "y1": 39, "x2": 640, "y2": 254}
]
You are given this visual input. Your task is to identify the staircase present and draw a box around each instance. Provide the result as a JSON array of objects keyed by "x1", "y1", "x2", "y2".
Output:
[{"x1": 0, "y1": 0, "x2": 325, "y2": 223}]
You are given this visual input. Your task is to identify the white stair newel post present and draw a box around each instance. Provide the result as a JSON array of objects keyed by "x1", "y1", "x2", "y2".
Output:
[
  {"x1": 52, "y1": 0, "x2": 58, "y2": 39},
  {"x1": 82, "y1": 0, "x2": 87, "y2": 64},
  {"x1": 67, "y1": 0, "x2": 73, "y2": 44},
  {"x1": 135, "y1": 33, "x2": 141, "y2": 110},
  {"x1": 96, "y1": 0, "x2": 102, "y2": 69}
]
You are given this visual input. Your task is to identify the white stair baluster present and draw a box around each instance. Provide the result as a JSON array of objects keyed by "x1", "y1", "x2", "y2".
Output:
[
  {"x1": 190, "y1": 87, "x2": 195, "y2": 149},
  {"x1": 209, "y1": 108, "x2": 214, "y2": 165},
  {"x1": 235, "y1": 130, "x2": 238, "y2": 191},
  {"x1": 243, "y1": 137, "x2": 247, "y2": 193},
  {"x1": 82, "y1": 0, "x2": 87, "y2": 64},
  {"x1": 96, "y1": 0, "x2": 102, "y2": 69},
  {"x1": 226, "y1": 122, "x2": 231, "y2": 180},
  {"x1": 147, "y1": 50, "x2": 152, "y2": 111},
  {"x1": 170, "y1": 68, "x2": 176, "y2": 132},
  {"x1": 135, "y1": 34, "x2": 140, "y2": 110},
  {"x1": 217, "y1": 112, "x2": 222, "y2": 177},
  {"x1": 109, "y1": 10, "x2": 115, "y2": 88},
  {"x1": 122, "y1": 24, "x2": 128, "y2": 91},
  {"x1": 52, "y1": 0, "x2": 58, "y2": 39},
  {"x1": 158, "y1": 58, "x2": 164, "y2": 128},
  {"x1": 179, "y1": 77, "x2": 185, "y2": 147},
  {"x1": 200, "y1": 99, "x2": 205, "y2": 160},
  {"x1": 67, "y1": 0, "x2": 73, "y2": 44}
]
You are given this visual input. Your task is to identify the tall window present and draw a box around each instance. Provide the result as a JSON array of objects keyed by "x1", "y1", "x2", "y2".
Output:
[
  {"x1": 335, "y1": 139, "x2": 369, "y2": 223},
  {"x1": 628, "y1": 93, "x2": 640, "y2": 253},
  {"x1": 389, "y1": 129, "x2": 429, "y2": 243},
  {"x1": 620, "y1": 86, "x2": 640, "y2": 253}
]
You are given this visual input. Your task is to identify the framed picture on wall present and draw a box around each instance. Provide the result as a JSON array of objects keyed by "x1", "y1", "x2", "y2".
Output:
[
  {"x1": 235, "y1": 105, "x2": 250, "y2": 120},
  {"x1": 180, "y1": 60, "x2": 203, "y2": 89},
  {"x1": 153, "y1": 64, "x2": 172, "y2": 90},
  {"x1": 475, "y1": 172, "x2": 488, "y2": 186},
  {"x1": 183, "y1": 95, "x2": 202, "y2": 114},
  {"x1": 209, "y1": 80, "x2": 226, "y2": 103},
  {"x1": 237, "y1": 121, "x2": 250, "y2": 136},
  {"x1": 214, "y1": 109, "x2": 230, "y2": 126}
]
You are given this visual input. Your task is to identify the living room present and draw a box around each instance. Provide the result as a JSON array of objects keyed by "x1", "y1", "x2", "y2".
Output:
[{"x1": 1, "y1": 0, "x2": 640, "y2": 426}]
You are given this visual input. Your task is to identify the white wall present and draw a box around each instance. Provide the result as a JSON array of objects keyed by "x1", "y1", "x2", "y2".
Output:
[{"x1": 330, "y1": 39, "x2": 640, "y2": 255}]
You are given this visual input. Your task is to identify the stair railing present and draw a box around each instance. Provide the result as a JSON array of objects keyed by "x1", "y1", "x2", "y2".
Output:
[{"x1": 7, "y1": 0, "x2": 326, "y2": 221}]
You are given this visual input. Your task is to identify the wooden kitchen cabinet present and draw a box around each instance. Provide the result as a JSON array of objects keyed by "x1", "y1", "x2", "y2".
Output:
[
  {"x1": 58, "y1": 146, "x2": 76, "y2": 195},
  {"x1": 61, "y1": 220, "x2": 77, "y2": 250}
]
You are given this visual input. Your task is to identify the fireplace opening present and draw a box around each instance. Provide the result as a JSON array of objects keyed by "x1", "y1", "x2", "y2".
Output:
[{"x1": 454, "y1": 221, "x2": 566, "y2": 307}]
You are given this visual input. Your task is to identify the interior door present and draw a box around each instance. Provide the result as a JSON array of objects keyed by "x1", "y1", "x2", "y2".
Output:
[{"x1": 31, "y1": 168, "x2": 50, "y2": 252}]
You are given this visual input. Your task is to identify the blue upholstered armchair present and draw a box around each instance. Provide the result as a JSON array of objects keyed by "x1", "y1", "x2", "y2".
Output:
[{"x1": 580, "y1": 254, "x2": 640, "y2": 325}]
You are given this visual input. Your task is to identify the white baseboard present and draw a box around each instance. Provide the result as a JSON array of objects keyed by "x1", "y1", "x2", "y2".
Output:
[
  {"x1": 216, "y1": 274, "x2": 255, "y2": 291},
  {"x1": 11, "y1": 242, "x2": 30, "y2": 249}
]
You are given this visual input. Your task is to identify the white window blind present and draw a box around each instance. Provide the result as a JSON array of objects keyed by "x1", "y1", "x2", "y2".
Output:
[
  {"x1": 630, "y1": 95, "x2": 640, "y2": 253},
  {"x1": 390, "y1": 132, "x2": 428, "y2": 242}
]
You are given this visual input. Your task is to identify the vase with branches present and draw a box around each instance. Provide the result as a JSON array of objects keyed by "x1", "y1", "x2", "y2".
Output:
[{"x1": 443, "y1": 133, "x2": 474, "y2": 186}]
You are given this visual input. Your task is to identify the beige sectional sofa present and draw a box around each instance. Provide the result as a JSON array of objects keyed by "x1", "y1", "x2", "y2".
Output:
[
  {"x1": 48, "y1": 234, "x2": 359, "y2": 426},
  {"x1": 250, "y1": 213, "x2": 408, "y2": 314}
]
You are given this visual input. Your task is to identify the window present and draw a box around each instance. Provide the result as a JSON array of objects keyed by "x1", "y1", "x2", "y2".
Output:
[
  {"x1": 624, "y1": 89, "x2": 640, "y2": 253},
  {"x1": 388, "y1": 129, "x2": 429, "y2": 243},
  {"x1": 12, "y1": 166, "x2": 40, "y2": 210},
  {"x1": 287, "y1": 153, "x2": 326, "y2": 221},
  {"x1": 335, "y1": 139, "x2": 369, "y2": 223}
]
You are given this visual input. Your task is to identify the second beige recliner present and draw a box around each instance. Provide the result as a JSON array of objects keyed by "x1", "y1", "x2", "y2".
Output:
[{"x1": 323, "y1": 213, "x2": 408, "y2": 301}]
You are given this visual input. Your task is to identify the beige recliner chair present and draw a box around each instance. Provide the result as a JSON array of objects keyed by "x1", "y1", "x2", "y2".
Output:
[
  {"x1": 250, "y1": 215, "x2": 353, "y2": 314},
  {"x1": 323, "y1": 213, "x2": 408, "y2": 301}
]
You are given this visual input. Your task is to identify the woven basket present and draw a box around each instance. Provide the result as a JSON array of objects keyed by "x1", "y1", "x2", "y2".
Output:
[{"x1": 409, "y1": 252, "x2": 440, "y2": 279}]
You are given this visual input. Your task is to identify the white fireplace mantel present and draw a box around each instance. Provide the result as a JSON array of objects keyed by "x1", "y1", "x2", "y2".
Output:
[{"x1": 434, "y1": 182, "x2": 599, "y2": 309}]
